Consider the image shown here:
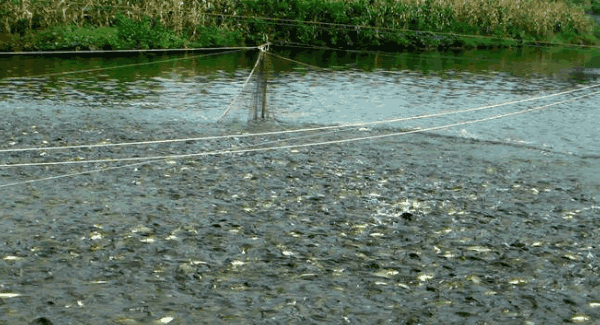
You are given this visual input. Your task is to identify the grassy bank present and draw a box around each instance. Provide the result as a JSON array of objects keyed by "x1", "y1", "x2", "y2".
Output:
[{"x1": 0, "y1": 0, "x2": 599, "y2": 52}]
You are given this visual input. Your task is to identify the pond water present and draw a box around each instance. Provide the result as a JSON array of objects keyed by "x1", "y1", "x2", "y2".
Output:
[
  {"x1": 0, "y1": 45, "x2": 599, "y2": 157},
  {"x1": 1, "y1": 46, "x2": 600, "y2": 325}
]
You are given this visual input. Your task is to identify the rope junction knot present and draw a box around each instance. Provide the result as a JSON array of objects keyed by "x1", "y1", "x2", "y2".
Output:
[{"x1": 258, "y1": 41, "x2": 271, "y2": 53}]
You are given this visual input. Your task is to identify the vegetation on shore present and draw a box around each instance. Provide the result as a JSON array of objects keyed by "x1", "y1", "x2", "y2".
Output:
[{"x1": 0, "y1": 0, "x2": 599, "y2": 52}]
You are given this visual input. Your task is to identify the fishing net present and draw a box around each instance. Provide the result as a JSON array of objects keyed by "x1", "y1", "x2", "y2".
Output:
[{"x1": 217, "y1": 51, "x2": 270, "y2": 124}]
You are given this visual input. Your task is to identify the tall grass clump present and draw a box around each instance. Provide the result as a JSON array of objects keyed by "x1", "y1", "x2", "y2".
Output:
[
  {"x1": 238, "y1": 0, "x2": 596, "y2": 48},
  {"x1": 442, "y1": 0, "x2": 594, "y2": 40},
  {"x1": 0, "y1": 0, "x2": 596, "y2": 51}
]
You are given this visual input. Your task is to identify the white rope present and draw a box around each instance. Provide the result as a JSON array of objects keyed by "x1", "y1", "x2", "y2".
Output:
[
  {"x1": 272, "y1": 41, "x2": 502, "y2": 63},
  {"x1": 0, "y1": 46, "x2": 258, "y2": 56},
  {"x1": 268, "y1": 52, "x2": 337, "y2": 71},
  {"x1": 202, "y1": 13, "x2": 600, "y2": 50},
  {"x1": 1, "y1": 79, "x2": 597, "y2": 153},
  {"x1": 1, "y1": 89, "x2": 595, "y2": 168},
  {"x1": 0, "y1": 161, "x2": 155, "y2": 189},
  {"x1": 1, "y1": 49, "x2": 246, "y2": 80},
  {"x1": 216, "y1": 50, "x2": 264, "y2": 122},
  {"x1": 0, "y1": 126, "x2": 356, "y2": 189}
]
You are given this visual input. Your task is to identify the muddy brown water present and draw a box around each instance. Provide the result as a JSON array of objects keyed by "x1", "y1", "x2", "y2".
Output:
[{"x1": 0, "y1": 101, "x2": 599, "y2": 324}]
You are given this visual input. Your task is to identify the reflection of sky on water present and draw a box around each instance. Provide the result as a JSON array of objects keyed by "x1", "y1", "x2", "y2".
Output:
[
  {"x1": 0, "y1": 67, "x2": 598, "y2": 157},
  {"x1": 266, "y1": 69, "x2": 598, "y2": 157}
]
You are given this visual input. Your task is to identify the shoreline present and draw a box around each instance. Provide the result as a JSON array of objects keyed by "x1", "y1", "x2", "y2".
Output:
[{"x1": 1, "y1": 0, "x2": 599, "y2": 53}]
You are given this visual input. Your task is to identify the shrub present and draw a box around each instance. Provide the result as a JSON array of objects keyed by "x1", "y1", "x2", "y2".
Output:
[{"x1": 114, "y1": 13, "x2": 187, "y2": 49}]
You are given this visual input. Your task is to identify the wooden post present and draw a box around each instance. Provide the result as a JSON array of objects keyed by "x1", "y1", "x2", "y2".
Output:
[
  {"x1": 261, "y1": 51, "x2": 269, "y2": 119},
  {"x1": 252, "y1": 41, "x2": 270, "y2": 121},
  {"x1": 254, "y1": 51, "x2": 263, "y2": 121}
]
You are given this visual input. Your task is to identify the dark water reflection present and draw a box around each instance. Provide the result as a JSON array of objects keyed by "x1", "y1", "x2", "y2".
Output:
[{"x1": 1, "y1": 46, "x2": 598, "y2": 156}]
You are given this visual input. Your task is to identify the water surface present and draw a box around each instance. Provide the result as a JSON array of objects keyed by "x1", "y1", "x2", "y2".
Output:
[
  {"x1": 0, "y1": 46, "x2": 599, "y2": 157},
  {"x1": 1, "y1": 45, "x2": 600, "y2": 325}
]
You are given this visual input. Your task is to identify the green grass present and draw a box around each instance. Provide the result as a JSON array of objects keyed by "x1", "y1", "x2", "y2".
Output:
[{"x1": 0, "y1": 0, "x2": 598, "y2": 51}]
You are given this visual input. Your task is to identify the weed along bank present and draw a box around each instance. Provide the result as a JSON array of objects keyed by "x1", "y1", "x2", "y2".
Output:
[{"x1": 1, "y1": 0, "x2": 599, "y2": 52}]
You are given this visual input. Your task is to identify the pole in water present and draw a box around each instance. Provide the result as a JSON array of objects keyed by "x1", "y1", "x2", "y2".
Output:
[
  {"x1": 261, "y1": 51, "x2": 269, "y2": 119},
  {"x1": 254, "y1": 51, "x2": 263, "y2": 121},
  {"x1": 253, "y1": 40, "x2": 270, "y2": 121}
]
